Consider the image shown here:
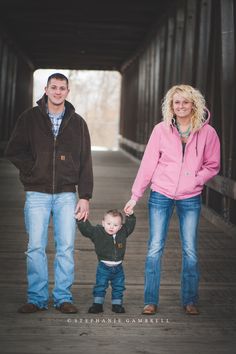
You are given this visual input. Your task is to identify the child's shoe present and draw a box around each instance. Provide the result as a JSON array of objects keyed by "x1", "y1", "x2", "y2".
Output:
[
  {"x1": 88, "y1": 303, "x2": 103, "y2": 314},
  {"x1": 112, "y1": 304, "x2": 125, "y2": 313}
]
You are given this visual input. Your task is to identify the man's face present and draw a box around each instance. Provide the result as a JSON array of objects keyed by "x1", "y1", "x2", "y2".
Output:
[{"x1": 45, "y1": 78, "x2": 69, "y2": 107}]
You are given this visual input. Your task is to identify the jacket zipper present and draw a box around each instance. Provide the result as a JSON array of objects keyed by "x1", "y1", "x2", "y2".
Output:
[
  {"x1": 173, "y1": 138, "x2": 186, "y2": 198},
  {"x1": 174, "y1": 128, "x2": 198, "y2": 198},
  {"x1": 52, "y1": 137, "x2": 56, "y2": 194},
  {"x1": 113, "y1": 236, "x2": 118, "y2": 261},
  {"x1": 51, "y1": 112, "x2": 71, "y2": 194}
]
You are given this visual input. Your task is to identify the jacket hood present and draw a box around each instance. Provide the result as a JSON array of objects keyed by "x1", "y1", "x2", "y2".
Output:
[
  {"x1": 36, "y1": 94, "x2": 76, "y2": 116},
  {"x1": 202, "y1": 108, "x2": 210, "y2": 126},
  {"x1": 170, "y1": 107, "x2": 211, "y2": 157}
]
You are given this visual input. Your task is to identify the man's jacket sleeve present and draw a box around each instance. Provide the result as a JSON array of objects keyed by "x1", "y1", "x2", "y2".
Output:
[
  {"x1": 5, "y1": 114, "x2": 34, "y2": 174},
  {"x1": 78, "y1": 120, "x2": 93, "y2": 200}
]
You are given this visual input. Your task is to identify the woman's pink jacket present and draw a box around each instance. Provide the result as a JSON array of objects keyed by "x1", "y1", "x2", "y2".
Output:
[{"x1": 131, "y1": 113, "x2": 220, "y2": 201}]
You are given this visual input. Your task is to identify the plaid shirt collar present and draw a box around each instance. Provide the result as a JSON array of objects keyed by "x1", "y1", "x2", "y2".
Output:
[{"x1": 47, "y1": 105, "x2": 65, "y2": 137}]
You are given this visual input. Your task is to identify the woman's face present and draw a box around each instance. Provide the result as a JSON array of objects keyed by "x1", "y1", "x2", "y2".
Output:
[{"x1": 172, "y1": 93, "x2": 193, "y2": 121}]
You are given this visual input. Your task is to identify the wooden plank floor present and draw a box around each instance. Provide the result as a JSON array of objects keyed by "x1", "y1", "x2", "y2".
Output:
[{"x1": 0, "y1": 151, "x2": 235, "y2": 354}]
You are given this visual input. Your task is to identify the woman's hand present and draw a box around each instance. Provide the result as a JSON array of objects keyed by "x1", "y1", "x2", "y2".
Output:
[{"x1": 124, "y1": 199, "x2": 136, "y2": 215}]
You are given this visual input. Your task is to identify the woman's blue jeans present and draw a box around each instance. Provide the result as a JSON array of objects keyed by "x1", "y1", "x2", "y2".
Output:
[
  {"x1": 24, "y1": 191, "x2": 77, "y2": 308},
  {"x1": 145, "y1": 191, "x2": 201, "y2": 307}
]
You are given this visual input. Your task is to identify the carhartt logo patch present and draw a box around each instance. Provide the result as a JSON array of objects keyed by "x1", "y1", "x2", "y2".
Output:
[
  {"x1": 60, "y1": 155, "x2": 66, "y2": 160},
  {"x1": 117, "y1": 243, "x2": 123, "y2": 249}
]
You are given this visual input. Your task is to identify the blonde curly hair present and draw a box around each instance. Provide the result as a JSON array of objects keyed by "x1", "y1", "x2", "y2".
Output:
[{"x1": 161, "y1": 84, "x2": 206, "y2": 131}]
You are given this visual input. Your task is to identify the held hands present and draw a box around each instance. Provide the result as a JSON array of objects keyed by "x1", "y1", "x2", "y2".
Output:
[
  {"x1": 124, "y1": 199, "x2": 136, "y2": 216},
  {"x1": 75, "y1": 199, "x2": 89, "y2": 221},
  {"x1": 75, "y1": 198, "x2": 135, "y2": 220}
]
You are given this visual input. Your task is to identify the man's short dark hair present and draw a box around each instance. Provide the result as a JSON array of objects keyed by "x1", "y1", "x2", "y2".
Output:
[
  {"x1": 47, "y1": 73, "x2": 69, "y2": 87},
  {"x1": 104, "y1": 209, "x2": 123, "y2": 223}
]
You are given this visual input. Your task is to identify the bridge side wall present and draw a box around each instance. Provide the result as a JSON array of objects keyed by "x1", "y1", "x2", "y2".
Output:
[
  {"x1": 0, "y1": 31, "x2": 34, "y2": 152},
  {"x1": 120, "y1": 0, "x2": 236, "y2": 225}
]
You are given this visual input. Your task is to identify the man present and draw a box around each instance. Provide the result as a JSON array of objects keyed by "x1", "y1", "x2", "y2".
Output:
[{"x1": 5, "y1": 73, "x2": 93, "y2": 314}]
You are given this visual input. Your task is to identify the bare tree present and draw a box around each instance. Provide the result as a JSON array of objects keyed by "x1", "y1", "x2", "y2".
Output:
[{"x1": 68, "y1": 70, "x2": 121, "y2": 149}]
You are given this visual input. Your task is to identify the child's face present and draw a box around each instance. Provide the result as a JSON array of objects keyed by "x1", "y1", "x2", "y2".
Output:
[{"x1": 102, "y1": 214, "x2": 122, "y2": 235}]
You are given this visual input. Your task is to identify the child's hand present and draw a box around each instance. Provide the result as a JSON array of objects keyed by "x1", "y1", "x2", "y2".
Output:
[{"x1": 124, "y1": 199, "x2": 136, "y2": 215}]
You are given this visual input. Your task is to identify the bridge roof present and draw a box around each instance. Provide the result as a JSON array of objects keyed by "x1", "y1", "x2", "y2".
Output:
[{"x1": 0, "y1": 0, "x2": 172, "y2": 71}]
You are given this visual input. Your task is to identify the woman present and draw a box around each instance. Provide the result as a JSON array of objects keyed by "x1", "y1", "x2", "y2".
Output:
[{"x1": 124, "y1": 84, "x2": 220, "y2": 315}]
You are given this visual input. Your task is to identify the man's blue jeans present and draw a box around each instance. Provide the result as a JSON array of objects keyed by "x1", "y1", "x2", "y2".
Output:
[
  {"x1": 93, "y1": 262, "x2": 125, "y2": 305},
  {"x1": 145, "y1": 191, "x2": 201, "y2": 307},
  {"x1": 24, "y1": 191, "x2": 77, "y2": 308}
]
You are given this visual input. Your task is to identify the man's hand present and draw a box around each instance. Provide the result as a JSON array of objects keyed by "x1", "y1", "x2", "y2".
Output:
[
  {"x1": 124, "y1": 199, "x2": 136, "y2": 216},
  {"x1": 75, "y1": 199, "x2": 89, "y2": 221}
]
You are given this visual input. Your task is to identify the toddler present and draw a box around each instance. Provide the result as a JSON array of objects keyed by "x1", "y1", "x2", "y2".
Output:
[{"x1": 77, "y1": 209, "x2": 136, "y2": 313}]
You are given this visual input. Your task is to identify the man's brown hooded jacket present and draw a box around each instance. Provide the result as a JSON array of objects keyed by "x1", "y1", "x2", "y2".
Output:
[{"x1": 5, "y1": 94, "x2": 93, "y2": 199}]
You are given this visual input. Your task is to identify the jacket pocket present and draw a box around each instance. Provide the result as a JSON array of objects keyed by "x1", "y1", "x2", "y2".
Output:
[
  {"x1": 195, "y1": 172, "x2": 204, "y2": 187},
  {"x1": 56, "y1": 152, "x2": 79, "y2": 185},
  {"x1": 152, "y1": 165, "x2": 176, "y2": 190},
  {"x1": 20, "y1": 152, "x2": 51, "y2": 185},
  {"x1": 177, "y1": 170, "x2": 203, "y2": 195}
]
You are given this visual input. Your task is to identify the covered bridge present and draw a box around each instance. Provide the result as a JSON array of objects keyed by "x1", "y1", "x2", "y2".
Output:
[{"x1": 0, "y1": 1, "x2": 235, "y2": 353}]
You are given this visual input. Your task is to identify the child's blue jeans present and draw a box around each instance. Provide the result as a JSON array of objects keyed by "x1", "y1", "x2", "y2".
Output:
[{"x1": 93, "y1": 261, "x2": 125, "y2": 305}]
